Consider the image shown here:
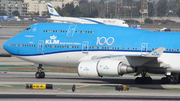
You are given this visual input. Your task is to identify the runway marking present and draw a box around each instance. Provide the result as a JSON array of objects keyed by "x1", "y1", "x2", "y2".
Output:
[
  {"x1": 76, "y1": 85, "x2": 90, "y2": 88},
  {"x1": 0, "y1": 84, "x2": 13, "y2": 87}
]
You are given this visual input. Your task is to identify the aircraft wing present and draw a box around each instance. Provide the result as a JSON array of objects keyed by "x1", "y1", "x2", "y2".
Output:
[{"x1": 87, "y1": 47, "x2": 167, "y2": 68}]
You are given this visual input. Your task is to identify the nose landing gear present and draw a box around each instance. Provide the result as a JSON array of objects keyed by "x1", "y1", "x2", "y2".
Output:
[{"x1": 35, "y1": 64, "x2": 45, "y2": 78}]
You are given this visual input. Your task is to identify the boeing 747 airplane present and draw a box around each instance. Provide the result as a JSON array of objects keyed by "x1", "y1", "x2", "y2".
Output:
[
  {"x1": 47, "y1": 3, "x2": 129, "y2": 27},
  {"x1": 3, "y1": 23, "x2": 180, "y2": 84}
]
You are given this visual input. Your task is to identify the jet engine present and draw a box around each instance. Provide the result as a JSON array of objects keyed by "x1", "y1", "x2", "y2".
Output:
[{"x1": 77, "y1": 59, "x2": 135, "y2": 78}]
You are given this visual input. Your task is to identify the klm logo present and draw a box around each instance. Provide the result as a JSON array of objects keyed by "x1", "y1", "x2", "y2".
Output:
[
  {"x1": 45, "y1": 35, "x2": 59, "y2": 44},
  {"x1": 152, "y1": 51, "x2": 159, "y2": 56},
  {"x1": 84, "y1": 67, "x2": 89, "y2": 71},
  {"x1": 103, "y1": 66, "x2": 109, "y2": 70}
]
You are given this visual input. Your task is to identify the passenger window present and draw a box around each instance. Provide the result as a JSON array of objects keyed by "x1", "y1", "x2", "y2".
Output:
[
  {"x1": 177, "y1": 49, "x2": 179, "y2": 51},
  {"x1": 77, "y1": 46, "x2": 79, "y2": 48}
]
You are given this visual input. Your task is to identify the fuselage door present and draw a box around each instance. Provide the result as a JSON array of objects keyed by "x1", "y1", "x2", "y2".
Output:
[
  {"x1": 38, "y1": 40, "x2": 44, "y2": 52},
  {"x1": 141, "y1": 43, "x2": 148, "y2": 55},
  {"x1": 67, "y1": 24, "x2": 77, "y2": 37},
  {"x1": 82, "y1": 41, "x2": 89, "y2": 53}
]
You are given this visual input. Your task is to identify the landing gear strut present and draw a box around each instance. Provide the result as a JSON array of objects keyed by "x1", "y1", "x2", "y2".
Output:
[
  {"x1": 35, "y1": 64, "x2": 45, "y2": 78},
  {"x1": 135, "y1": 69, "x2": 152, "y2": 84}
]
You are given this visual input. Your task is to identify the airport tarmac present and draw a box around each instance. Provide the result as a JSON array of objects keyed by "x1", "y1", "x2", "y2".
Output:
[{"x1": 0, "y1": 58, "x2": 180, "y2": 100}]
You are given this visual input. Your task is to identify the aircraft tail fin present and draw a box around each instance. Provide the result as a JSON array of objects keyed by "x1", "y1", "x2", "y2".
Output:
[{"x1": 47, "y1": 3, "x2": 61, "y2": 19}]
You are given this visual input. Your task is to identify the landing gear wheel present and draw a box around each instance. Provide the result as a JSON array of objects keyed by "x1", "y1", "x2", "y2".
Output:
[
  {"x1": 35, "y1": 64, "x2": 45, "y2": 78},
  {"x1": 144, "y1": 77, "x2": 152, "y2": 84},
  {"x1": 161, "y1": 77, "x2": 168, "y2": 84},
  {"x1": 135, "y1": 77, "x2": 142, "y2": 84},
  {"x1": 40, "y1": 72, "x2": 45, "y2": 78},
  {"x1": 35, "y1": 72, "x2": 41, "y2": 78},
  {"x1": 35, "y1": 72, "x2": 45, "y2": 78},
  {"x1": 135, "y1": 77, "x2": 152, "y2": 84}
]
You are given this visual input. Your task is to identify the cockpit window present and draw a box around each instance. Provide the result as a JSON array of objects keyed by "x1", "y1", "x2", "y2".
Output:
[
  {"x1": 25, "y1": 27, "x2": 31, "y2": 31},
  {"x1": 123, "y1": 22, "x2": 127, "y2": 24}
]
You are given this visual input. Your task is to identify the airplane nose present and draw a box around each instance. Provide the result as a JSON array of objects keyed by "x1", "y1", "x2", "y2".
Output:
[{"x1": 3, "y1": 40, "x2": 9, "y2": 53}]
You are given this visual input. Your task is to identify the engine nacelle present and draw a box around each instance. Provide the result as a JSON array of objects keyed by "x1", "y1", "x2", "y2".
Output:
[
  {"x1": 77, "y1": 60, "x2": 100, "y2": 78},
  {"x1": 78, "y1": 59, "x2": 135, "y2": 78}
]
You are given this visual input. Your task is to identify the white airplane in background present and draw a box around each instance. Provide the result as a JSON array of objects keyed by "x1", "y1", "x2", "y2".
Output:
[{"x1": 47, "y1": 3, "x2": 129, "y2": 27}]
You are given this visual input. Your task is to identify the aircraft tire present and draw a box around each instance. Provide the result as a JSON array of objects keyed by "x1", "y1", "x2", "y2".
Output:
[
  {"x1": 169, "y1": 76, "x2": 178, "y2": 84},
  {"x1": 161, "y1": 77, "x2": 168, "y2": 84},
  {"x1": 40, "y1": 72, "x2": 45, "y2": 78},
  {"x1": 35, "y1": 72, "x2": 41, "y2": 78},
  {"x1": 135, "y1": 77, "x2": 142, "y2": 84},
  {"x1": 144, "y1": 77, "x2": 152, "y2": 84}
]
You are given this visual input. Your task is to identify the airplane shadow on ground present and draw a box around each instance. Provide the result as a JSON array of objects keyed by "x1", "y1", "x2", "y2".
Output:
[{"x1": 45, "y1": 77, "x2": 165, "y2": 89}]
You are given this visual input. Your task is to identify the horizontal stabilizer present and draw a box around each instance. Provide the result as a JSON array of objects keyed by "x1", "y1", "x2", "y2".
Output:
[{"x1": 145, "y1": 47, "x2": 165, "y2": 57}]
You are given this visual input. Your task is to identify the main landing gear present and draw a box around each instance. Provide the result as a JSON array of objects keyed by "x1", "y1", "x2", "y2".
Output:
[
  {"x1": 135, "y1": 69, "x2": 152, "y2": 84},
  {"x1": 161, "y1": 73, "x2": 180, "y2": 84},
  {"x1": 35, "y1": 64, "x2": 45, "y2": 78}
]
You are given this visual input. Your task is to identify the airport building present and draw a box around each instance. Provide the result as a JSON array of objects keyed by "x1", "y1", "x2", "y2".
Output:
[
  {"x1": 0, "y1": 0, "x2": 79, "y2": 16},
  {"x1": 0, "y1": 0, "x2": 28, "y2": 16}
]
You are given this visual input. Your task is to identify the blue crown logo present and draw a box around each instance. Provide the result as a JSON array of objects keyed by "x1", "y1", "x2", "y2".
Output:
[{"x1": 50, "y1": 35, "x2": 57, "y2": 39}]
